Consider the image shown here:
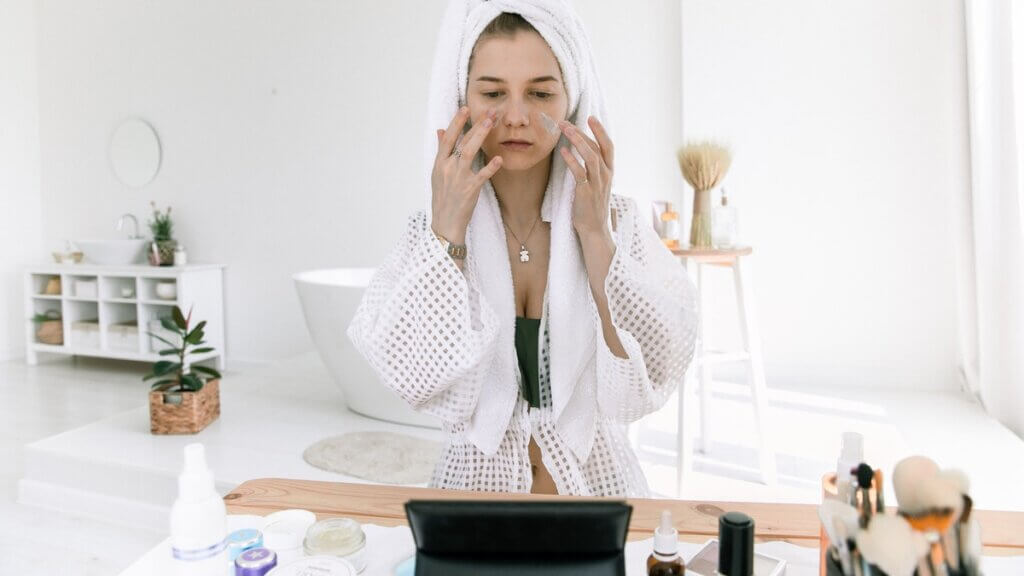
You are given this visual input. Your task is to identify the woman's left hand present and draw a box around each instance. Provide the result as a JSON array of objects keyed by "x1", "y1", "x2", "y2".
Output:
[{"x1": 559, "y1": 116, "x2": 614, "y2": 240}]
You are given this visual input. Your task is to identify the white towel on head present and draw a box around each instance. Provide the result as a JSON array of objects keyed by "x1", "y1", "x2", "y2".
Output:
[{"x1": 421, "y1": 0, "x2": 616, "y2": 459}]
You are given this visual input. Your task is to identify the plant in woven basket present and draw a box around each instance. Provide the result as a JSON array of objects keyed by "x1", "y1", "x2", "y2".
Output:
[
  {"x1": 148, "y1": 201, "x2": 177, "y2": 266},
  {"x1": 677, "y1": 142, "x2": 732, "y2": 248},
  {"x1": 143, "y1": 305, "x2": 220, "y2": 393}
]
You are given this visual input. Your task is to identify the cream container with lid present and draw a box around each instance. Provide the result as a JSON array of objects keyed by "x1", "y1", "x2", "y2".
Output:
[
  {"x1": 262, "y1": 509, "x2": 317, "y2": 566},
  {"x1": 303, "y1": 517, "x2": 367, "y2": 573}
]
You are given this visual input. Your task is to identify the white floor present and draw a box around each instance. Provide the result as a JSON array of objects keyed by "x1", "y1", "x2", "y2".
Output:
[{"x1": 2, "y1": 352, "x2": 1023, "y2": 575}]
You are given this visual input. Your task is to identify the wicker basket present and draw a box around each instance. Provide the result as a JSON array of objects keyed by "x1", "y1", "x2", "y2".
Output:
[
  {"x1": 149, "y1": 379, "x2": 220, "y2": 435},
  {"x1": 35, "y1": 320, "x2": 63, "y2": 345}
]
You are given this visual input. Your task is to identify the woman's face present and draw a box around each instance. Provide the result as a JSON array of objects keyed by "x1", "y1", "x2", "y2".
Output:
[{"x1": 466, "y1": 30, "x2": 569, "y2": 172}]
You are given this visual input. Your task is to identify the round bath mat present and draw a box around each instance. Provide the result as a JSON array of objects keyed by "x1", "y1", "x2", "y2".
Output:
[{"x1": 303, "y1": 431, "x2": 442, "y2": 485}]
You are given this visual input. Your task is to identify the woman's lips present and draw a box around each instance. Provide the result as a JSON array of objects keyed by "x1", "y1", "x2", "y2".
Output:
[{"x1": 501, "y1": 141, "x2": 533, "y2": 150}]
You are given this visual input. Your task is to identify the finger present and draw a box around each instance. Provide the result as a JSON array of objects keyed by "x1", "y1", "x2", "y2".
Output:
[
  {"x1": 440, "y1": 107, "x2": 470, "y2": 158},
  {"x1": 458, "y1": 110, "x2": 499, "y2": 165},
  {"x1": 560, "y1": 120, "x2": 602, "y2": 158},
  {"x1": 559, "y1": 146, "x2": 588, "y2": 187},
  {"x1": 561, "y1": 123, "x2": 603, "y2": 182},
  {"x1": 587, "y1": 116, "x2": 614, "y2": 172},
  {"x1": 475, "y1": 154, "x2": 504, "y2": 184}
]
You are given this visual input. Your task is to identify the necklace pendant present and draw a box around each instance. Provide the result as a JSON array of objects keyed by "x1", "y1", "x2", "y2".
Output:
[{"x1": 519, "y1": 245, "x2": 530, "y2": 263}]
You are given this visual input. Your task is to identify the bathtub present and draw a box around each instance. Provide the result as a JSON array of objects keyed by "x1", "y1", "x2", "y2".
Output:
[{"x1": 293, "y1": 268, "x2": 441, "y2": 429}]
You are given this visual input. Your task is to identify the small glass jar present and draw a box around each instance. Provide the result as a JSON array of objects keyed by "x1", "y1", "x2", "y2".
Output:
[{"x1": 303, "y1": 518, "x2": 367, "y2": 573}]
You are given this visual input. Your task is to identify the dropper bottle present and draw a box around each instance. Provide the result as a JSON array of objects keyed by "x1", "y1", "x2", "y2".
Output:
[{"x1": 648, "y1": 510, "x2": 685, "y2": 575}]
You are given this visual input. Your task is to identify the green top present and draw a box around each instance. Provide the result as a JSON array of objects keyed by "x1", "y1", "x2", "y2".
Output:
[{"x1": 515, "y1": 316, "x2": 542, "y2": 408}]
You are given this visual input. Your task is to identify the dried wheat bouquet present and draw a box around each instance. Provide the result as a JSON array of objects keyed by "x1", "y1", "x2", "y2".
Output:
[{"x1": 676, "y1": 142, "x2": 732, "y2": 192}]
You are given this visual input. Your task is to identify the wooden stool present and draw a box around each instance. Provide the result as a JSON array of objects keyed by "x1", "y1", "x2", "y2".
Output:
[{"x1": 629, "y1": 245, "x2": 778, "y2": 495}]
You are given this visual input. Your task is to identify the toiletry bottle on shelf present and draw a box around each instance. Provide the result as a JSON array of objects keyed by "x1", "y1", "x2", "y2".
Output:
[
  {"x1": 647, "y1": 510, "x2": 685, "y2": 575},
  {"x1": 170, "y1": 443, "x2": 226, "y2": 576},
  {"x1": 711, "y1": 188, "x2": 738, "y2": 249},
  {"x1": 173, "y1": 245, "x2": 187, "y2": 266},
  {"x1": 661, "y1": 204, "x2": 680, "y2": 250}
]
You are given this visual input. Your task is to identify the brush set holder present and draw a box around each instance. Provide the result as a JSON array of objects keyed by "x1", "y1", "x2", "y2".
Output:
[{"x1": 819, "y1": 456, "x2": 982, "y2": 576}]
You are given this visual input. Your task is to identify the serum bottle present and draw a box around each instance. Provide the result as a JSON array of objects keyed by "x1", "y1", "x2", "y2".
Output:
[{"x1": 648, "y1": 510, "x2": 685, "y2": 575}]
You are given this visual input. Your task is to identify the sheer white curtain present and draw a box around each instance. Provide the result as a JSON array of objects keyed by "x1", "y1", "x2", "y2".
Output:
[{"x1": 961, "y1": 0, "x2": 1024, "y2": 437}]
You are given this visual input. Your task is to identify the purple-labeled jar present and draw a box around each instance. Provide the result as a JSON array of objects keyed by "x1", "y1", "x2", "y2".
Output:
[{"x1": 235, "y1": 547, "x2": 277, "y2": 576}]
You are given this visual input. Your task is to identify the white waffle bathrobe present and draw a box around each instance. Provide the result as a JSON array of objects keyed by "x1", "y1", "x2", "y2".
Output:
[{"x1": 347, "y1": 190, "x2": 697, "y2": 497}]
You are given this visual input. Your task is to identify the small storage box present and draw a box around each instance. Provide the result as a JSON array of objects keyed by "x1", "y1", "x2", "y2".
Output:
[
  {"x1": 71, "y1": 320, "x2": 100, "y2": 348},
  {"x1": 108, "y1": 322, "x2": 139, "y2": 352}
]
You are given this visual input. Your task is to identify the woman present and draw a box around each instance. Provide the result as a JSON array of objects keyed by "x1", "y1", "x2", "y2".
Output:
[{"x1": 348, "y1": 1, "x2": 697, "y2": 497}]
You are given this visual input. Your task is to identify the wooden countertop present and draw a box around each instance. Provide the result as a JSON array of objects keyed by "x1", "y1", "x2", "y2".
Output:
[{"x1": 225, "y1": 478, "x2": 1024, "y2": 555}]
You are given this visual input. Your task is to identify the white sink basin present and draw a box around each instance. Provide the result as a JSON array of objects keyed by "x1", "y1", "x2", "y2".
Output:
[{"x1": 75, "y1": 239, "x2": 150, "y2": 265}]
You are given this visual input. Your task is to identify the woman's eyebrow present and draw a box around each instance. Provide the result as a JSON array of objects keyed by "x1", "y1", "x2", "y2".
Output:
[{"x1": 474, "y1": 75, "x2": 560, "y2": 84}]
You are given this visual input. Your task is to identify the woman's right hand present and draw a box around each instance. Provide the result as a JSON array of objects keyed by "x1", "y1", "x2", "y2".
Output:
[{"x1": 431, "y1": 106, "x2": 504, "y2": 244}]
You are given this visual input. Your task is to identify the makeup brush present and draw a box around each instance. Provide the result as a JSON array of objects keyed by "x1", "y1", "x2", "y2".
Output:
[
  {"x1": 893, "y1": 455, "x2": 940, "y2": 513},
  {"x1": 856, "y1": 514, "x2": 929, "y2": 576},
  {"x1": 899, "y1": 477, "x2": 960, "y2": 576},
  {"x1": 855, "y1": 464, "x2": 875, "y2": 529},
  {"x1": 872, "y1": 468, "x2": 886, "y2": 513},
  {"x1": 933, "y1": 470, "x2": 968, "y2": 573},
  {"x1": 832, "y1": 517, "x2": 856, "y2": 576},
  {"x1": 820, "y1": 500, "x2": 859, "y2": 574}
]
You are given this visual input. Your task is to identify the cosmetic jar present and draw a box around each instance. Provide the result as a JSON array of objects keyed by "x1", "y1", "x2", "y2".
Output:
[
  {"x1": 227, "y1": 528, "x2": 264, "y2": 563},
  {"x1": 266, "y1": 556, "x2": 357, "y2": 576},
  {"x1": 303, "y1": 517, "x2": 367, "y2": 573},
  {"x1": 262, "y1": 509, "x2": 318, "y2": 566},
  {"x1": 235, "y1": 547, "x2": 277, "y2": 576}
]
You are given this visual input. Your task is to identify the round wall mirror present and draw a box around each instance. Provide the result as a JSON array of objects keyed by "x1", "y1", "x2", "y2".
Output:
[{"x1": 109, "y1": 118, "x2": 162, "y2": 188}]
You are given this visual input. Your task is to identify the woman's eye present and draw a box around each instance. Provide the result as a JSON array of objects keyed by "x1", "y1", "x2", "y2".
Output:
[{"x1": 481, "y1": 92, "x2": 553, "y2": 99}]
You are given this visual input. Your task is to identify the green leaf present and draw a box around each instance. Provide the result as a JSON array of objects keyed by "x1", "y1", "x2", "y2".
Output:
[
  {"x1": 185, "y1": 329, "x2": 205, "y2": 345},
  {"x1": 158, "y1": 349, "x2": 180, "y2": 356},
  {"x1": 160, "y1": 317, "x2": 182, "y2": 334},
  {"x1": 147, "y1": 332, "x2": 180, "y2": 350},
  {"x1": 151, "y1": 361, "x2": 181, "y2": 377},
  {"x1": 180, "y1": 373, "x2": 203, "y2": 392},
  {"x1": 172, "y1": 306, "x2": 187, "y2": 331},
  {"x1": 150, "y1": 379, "x2": 178, "y2": 392},
  {"x1": 192, "y1": 365, "x2": 221, "y2": 380},
  {"x1": 186, "y1": 321, "x2": 207, "y2": 342},
  {"x1": 190, "y1": 347, "x2": 214, "y2": 355}
]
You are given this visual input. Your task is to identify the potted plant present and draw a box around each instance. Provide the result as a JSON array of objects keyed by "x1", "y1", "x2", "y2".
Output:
[
  {"x1": 148, "y1": 201, "x2": 176, "y2": 266},
  {"x1": 32, "y1": 310, "x2": 63, "y2": 345},
  {"x1": 144, "y1": 305, "x2": 222, "y2": 434}
]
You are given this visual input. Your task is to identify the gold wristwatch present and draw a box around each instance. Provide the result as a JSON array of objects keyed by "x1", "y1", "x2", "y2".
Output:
[{"x1": 433, "y1": 230, "x2": 467, "y2": 260}]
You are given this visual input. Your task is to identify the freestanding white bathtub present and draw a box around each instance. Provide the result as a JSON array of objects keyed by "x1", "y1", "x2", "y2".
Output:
[{"x1": 293, "y1": 268, "x2": 441, "y2": 429}]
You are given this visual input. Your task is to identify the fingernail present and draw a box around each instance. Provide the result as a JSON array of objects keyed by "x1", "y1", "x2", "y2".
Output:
[{"x1": 460, "y1": 106, "x2": 468, "y2": 115}]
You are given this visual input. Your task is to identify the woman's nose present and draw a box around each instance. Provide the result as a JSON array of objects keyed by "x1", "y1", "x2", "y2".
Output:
[{"x1": 502, "y1": 101, "x2": 530, "y2": 125}]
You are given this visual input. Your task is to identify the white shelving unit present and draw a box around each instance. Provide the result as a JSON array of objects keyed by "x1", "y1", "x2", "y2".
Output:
[{"x1": 24, "y1": 263, "x2": 225, "y2": 368}]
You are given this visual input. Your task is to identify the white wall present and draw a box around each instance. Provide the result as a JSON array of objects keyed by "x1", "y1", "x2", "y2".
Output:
[
  {"x1": 683, "y1": 0, "x2": 970, "y2": 391},
  {"x1": 33, "y1": 0, "x2": 683, "y2": 363},
  {"x1": 0, "y1": 0, "x2": 42, "y2": 362}
]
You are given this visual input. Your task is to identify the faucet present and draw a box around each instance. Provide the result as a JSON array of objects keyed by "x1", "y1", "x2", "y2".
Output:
[{"x1": 116, "y1": 213, "x2": 140, "y2": 239}]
